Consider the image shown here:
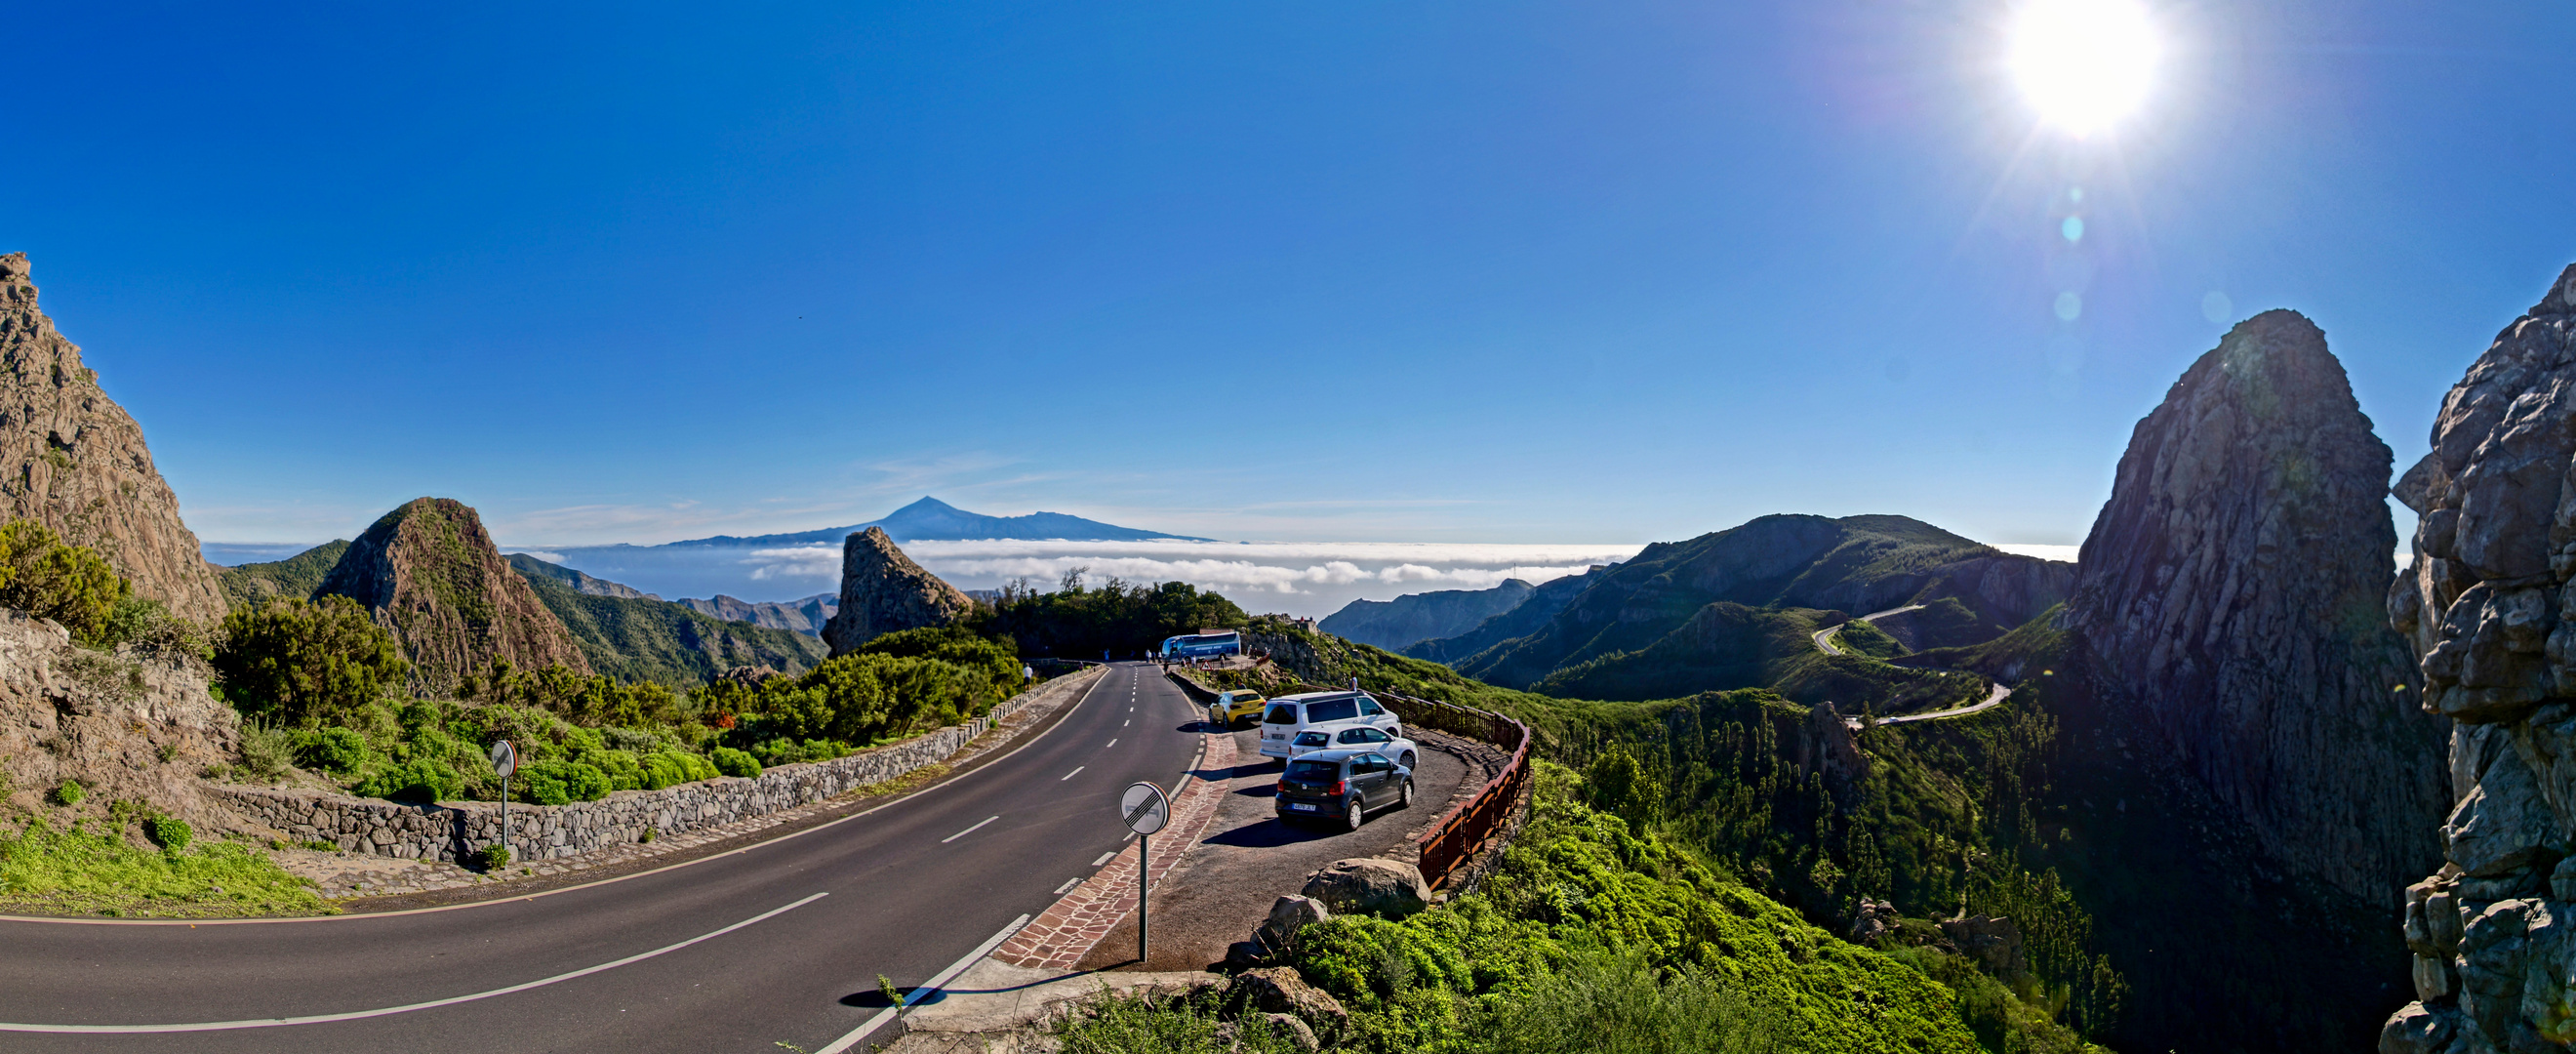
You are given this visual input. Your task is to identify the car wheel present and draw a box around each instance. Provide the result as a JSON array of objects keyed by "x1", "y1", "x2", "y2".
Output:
[
  {"x1": 1399, "y1": 750, "x2": 1417, "y2": 770},
  {"x1": 1344, "y1": 797, "x2": 1365, "y2": 831},
  {"x1": 1399, "y1": 778, "x2": 1415, "y2": 810}
]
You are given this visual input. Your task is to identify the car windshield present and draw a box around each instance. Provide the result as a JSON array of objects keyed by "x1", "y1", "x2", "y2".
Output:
[
  {"x1": 1285, "y1": 759, "x2": 1340, "y2": 782},
  {"x1": 1294, "y1": 731, "x2": 1331, "y2": 747},
  {"x1": 1306, "y1": 698, "x2": 1359, "y2": 723},
  {"x1": 1264, "y1": 704, "x2": 1300, "y2": 725}
]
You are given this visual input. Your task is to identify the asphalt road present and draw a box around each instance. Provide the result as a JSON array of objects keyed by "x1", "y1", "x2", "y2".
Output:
[
  {"x1": 1811, "y1": 604, "x2": 2014, "y2": 727},
  {"x1": 0, "y1": 662, "x2": 1206, "y2": 1054}
]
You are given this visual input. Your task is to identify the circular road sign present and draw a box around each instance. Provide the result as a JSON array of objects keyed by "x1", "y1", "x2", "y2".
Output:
[
  {"x1": 1119, "y1": 782, "x2": 1170, "y2": 835},
  {"x1": 490, "y1": 740, "x2": 517, "y2": 779}
]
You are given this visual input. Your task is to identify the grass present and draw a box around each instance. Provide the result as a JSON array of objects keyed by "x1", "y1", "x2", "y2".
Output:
[{"x1": 0, "y1": 816, "x2": 331, "y2": 917}]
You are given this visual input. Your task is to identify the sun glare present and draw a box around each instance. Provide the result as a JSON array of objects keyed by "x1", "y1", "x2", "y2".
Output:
[{"x1": 2008, "y1": 0, "x2": 2159, "y2": 136}]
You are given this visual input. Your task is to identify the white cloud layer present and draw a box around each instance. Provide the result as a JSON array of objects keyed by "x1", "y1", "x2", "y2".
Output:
[
  {"x1": 1992, "y1": 543, "x2": 2080, "y2": 563},
  {"x1": 733, "y1": 539, "x2": 1646, "y2": 616}
]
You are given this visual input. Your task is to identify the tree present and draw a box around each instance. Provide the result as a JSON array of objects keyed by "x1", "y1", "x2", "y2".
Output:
[
  {"x1": 0, "y1": 519, "x2": 131, "y2": 645},
  {"x1": 213, "y1": 594, "x2": 409, "y2": 723}
]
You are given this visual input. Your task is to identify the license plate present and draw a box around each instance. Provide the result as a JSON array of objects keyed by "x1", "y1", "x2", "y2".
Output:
[{"x1": 1288, "y1": 803, "x2": 1316, "y2": 812}]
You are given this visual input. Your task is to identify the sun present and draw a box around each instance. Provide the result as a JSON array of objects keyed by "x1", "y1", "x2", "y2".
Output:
[{"x1": 2007, "y1": 0, "x2": 2159, "y2": 136}]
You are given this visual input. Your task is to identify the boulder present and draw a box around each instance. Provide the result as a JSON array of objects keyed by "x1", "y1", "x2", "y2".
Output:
[
  {"x1": 1260, "y1": 895, "x2": 1330, "y2": 950},
  {"x1": 2379, "y1": 1001, "x2": 2459, "y2": 1054},
  {"x1": 1299, "y1": 859, "x2": 1430, "y2": 918},
  {"x1": 1938, "y1": 914, "x2": 2030, "y2": 983},
  {"x1": 1849, "y1": 899, "x2": 1900, "y2": 946},
  {"x1": 1230, "y1": 967, "x2": 1347, "y2": 1027},
  {"x1": 821, "y1": 527, "x2": 974, "y2": 656}
]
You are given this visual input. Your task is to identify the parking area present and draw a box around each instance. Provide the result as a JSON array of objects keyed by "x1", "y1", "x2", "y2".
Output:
[{"x1": 1077, "y1": 716, "x2": 1505, "y2": 972}]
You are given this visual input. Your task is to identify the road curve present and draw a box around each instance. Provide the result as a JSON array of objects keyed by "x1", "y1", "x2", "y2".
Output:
[
  {"x1": 1810, "y1": 604, "x2": 2013, "y2": 727},
  {"x1": 0, "y1": 662, "x2": 1207, "y2": 1054}
]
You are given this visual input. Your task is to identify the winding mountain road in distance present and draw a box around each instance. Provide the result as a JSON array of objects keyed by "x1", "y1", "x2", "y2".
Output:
[
  {"x1": 0, "y1": 663, "x2": 1204, "y2": 1054},
  {"x1": 1812, "y1": 604, "x2": 2014, "y2": 727}
]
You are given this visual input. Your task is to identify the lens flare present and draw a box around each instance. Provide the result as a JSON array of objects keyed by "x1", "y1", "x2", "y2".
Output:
[{"x1": 2008, "y1": 0, "x2": 2158, "y2": 135}]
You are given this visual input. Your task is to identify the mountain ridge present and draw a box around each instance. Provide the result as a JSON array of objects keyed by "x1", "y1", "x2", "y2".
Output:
[{"x1": 653, "y1": 496, "x2": 1214, "y2": 548}]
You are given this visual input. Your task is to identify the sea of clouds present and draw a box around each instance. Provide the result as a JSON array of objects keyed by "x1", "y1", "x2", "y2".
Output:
[{"x1": 746, "y1": 539, "x2": 1650, "y2": 618}]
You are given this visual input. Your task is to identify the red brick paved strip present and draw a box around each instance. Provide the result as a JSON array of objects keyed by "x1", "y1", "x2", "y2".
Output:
[{"x1": 993, "y1": 731, "x2": 1237, "y2": 969}]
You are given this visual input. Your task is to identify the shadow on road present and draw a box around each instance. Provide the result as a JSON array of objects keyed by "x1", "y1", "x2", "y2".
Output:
[
  {"x1": 1204, "y1": 818, "x2": 1337, "y2": 849},
  {"x1": 841, "y1": 986, "x2": 946, "y2": 1008}
]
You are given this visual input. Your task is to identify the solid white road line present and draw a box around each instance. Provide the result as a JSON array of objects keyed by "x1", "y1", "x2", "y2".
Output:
[
  {"x1": 940, "y1": 817, "x2": 1000, "y2": 844},
  {"x1": 0, "y1": 893, "x2": 829, "y2": 1034},
  {"x1": 814, "y1": 912, "x2": 1032, "y2": 1054},
  {"x1": 1092, "y1": 851, "x2": 1115, "y2": 867},
  {"x1": 1054, "y1": 877, "x2": 1082, "y2": 895},
  {"x1": 1060, "y1": 766, "x2": 1084, "y2": 781}
]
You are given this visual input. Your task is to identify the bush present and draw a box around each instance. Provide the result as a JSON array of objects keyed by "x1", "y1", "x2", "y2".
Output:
[
  {"x1": 353, "y1": 756, "x2": 463, "y2": 802},
  {"x1": 479, "y1": 842, "x2": 511, "y2": 870},
  {"x1": 298, "y1": 726, "x2": 376, "y2": 775},
  {"x1": 710, "y1": 747, "x2": 762, "y2": 778},
  {"x1": 146, "y1": 816, "x2": 193, "y2": 853},
  {"x1": 1474, "y1": 943, "x2": 1785, "y2": 1054},
  {"x1": 234, "y1": 719, "x2": 297, "y2": 781},
  {"x1": 520, "y1": 759, "x2": 612, "y2": 805},
  {"x1": 0, "y1": 520, "x2": 132, "y2": 645},
  {"x1": 748, "y1": 737, "x2": 851, "y2": 767},
  {"x1": 0, "y1": 814, "x2": 328, "y2": 917},
  {"x1": 212, "y1": 595, "x2": 409, "y2": 724},
  {"x1": 51, "y1": 780, "x2": 84, "y2": 807}
]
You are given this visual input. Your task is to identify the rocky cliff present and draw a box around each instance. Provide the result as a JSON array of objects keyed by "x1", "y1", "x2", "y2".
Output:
[
  {"x1": 0, "y1": 253, "x2": 225, "y2": 621},
  {"x1": 2381, "y1": 265, "x2": 2576, "y2": 1053},
  {"x1": 316, "y1": 498, "x2": 590, "y2": 694},
  {"x1": 820, "y1": 527, "x2": 973, "y2": 656},
  {"x1": 2065, "y1": 308, "x2": 2448, "y2": 905},
  {"x1": 1320, "y1": 579, "x2": 1534, "y2": 651},
  {"x1": 0, "y1": 609, "x2": 246, "y2": 831}
]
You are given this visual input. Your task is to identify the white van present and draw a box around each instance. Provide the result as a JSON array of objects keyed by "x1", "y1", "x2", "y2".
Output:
[{"x1": 1259, "y1": 691, "x2": 1401, "y2": 759}]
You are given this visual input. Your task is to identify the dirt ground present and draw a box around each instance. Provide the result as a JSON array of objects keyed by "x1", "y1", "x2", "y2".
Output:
[{"x1": 1077, "y1": 723, "x2": 1503, "y2": 972}]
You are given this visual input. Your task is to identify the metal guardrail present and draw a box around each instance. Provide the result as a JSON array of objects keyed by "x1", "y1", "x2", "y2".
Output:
[{"x1": 1284, "y1": 680, "x2": 1532, "y2": 891}]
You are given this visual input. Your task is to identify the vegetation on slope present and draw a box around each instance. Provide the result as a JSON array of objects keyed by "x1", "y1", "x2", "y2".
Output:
[
  {"x1": 0, "y1": 812, "x2": 330, "y2": 918},
  {"x1": 1062, "y1": 764, "x2": 2099, "y2": 1053},
  {"x1": 512, "y1": 570, "x2": 828, "y2": 689},
  {"x1": 974, "y1": 571, "x2": 1246, "y2": 660},
  {"x1": 215, "y1": 541, "x2": 349, "y2": 609}
]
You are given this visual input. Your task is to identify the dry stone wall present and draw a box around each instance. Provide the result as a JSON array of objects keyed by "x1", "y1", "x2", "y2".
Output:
[{"x1": 209, "y1": 665, "x2": 1104, "y2": 865}]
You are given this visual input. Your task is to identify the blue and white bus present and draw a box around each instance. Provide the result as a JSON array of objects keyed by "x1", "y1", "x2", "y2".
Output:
[{"x1": 1161, "y1": 630, "x2": 1241, "y2": 661}]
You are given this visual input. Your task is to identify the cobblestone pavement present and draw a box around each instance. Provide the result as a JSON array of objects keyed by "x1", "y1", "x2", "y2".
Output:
[
  {"x1": 993, "y1": 731, "x2": 1237, "y2": 969},
  {"x1": 293, "y1": 669, "x2": 1100, "y2": 910}
]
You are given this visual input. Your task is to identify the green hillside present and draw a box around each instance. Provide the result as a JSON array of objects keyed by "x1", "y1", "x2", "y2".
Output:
[
  {"x1": 215, "y1": 541, "x2": 350, "y2": 608},
  {"x1": 1444, "y1": 514, "x2": 2072, "y2": 694},
  {"x1": 512, "y1": 571, "x2": 828, "y2": 689}
]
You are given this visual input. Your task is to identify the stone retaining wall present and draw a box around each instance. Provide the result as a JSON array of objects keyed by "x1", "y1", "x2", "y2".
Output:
[{"x1": 209, "y1": 666, "x2": 1105, "y2": 865}]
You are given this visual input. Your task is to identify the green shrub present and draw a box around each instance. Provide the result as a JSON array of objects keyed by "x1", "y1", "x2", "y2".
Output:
[
  {"x1": 50, "y1": 780, "x2": 84, "y2": 807},
  {"x1": 520, "y1": 759, "x2": 612, "y2": 805},
  {"x1": 231, "y1": 718, "x2": 294, "y2": 781},
  {"x1": 710, "y1": 747, "x2": 761, "y2": 778},
  {"x1": 748, "y1": 737, "x2": 851, "y2": 767},
  {"x1": 146, "y1": 816, "x2": 192, "y2": 853},
  {"x1": 0, "y1": 520, "x2": 132, "y2": 645},
  {"x1": 353, "y1": 756, "x2": 463, "y2": 802},
  {"x1": 1474, "y1": 943, "x2": 1786, "y2": 1054},
  {"x1": 479, "y1": 843, "x2": 511, "y2": 870},
  {"x1": 298, "y1": 726, "x2": 375, "y2": 774},
  {"x1": 640, "y1": 750, "x2": 715, "y2": 790},
  {"x1": 212, "y1": 595, "x2": 409, "y2": 724}
]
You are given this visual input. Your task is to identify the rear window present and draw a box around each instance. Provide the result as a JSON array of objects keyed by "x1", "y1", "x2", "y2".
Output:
[
  {"x1": 1264, "y1": 704, "x2": 1300, "y2": 725},
  {"x1": 1306, "y1": 698, "x2": 1359, "y2": 723},
  {"x1": 1286, "y1": 759, "x2": 1342, "y2": 782},
  {"x1": 1294, "y1": 731, "x2": 1331, "y2": 747}
]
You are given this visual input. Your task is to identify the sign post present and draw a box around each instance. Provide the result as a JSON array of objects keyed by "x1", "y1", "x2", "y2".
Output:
[
  {"x1": 490, "y1": 740, "x2": 517, "y2": 869},
  {"x1": 1118, "y1": 781, "x2": 1171, "y2": 964}
]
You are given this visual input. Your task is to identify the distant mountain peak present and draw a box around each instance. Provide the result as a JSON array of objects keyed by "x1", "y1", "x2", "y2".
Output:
[{"x1": 654, "y1": 497, "x2": 1215, "y2": 548}]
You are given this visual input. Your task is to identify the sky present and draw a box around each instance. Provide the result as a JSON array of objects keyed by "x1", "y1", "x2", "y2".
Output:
[{"x1": 10, "y1": 1, "x2": 2574, "y2": 557}]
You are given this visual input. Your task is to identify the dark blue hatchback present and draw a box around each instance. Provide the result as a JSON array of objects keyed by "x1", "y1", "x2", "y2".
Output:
[{"x1": 1273, "y1": 748, "x2": 1415, "y2": 831}]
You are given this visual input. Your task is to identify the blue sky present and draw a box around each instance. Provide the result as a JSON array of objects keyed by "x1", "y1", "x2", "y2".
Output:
[{"x1": 9, "y1": 1, "x2": 2570, "y2": 549}]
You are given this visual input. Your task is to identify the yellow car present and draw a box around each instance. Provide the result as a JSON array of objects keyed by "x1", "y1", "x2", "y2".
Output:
[{"x1": 1208, "y1": 690, "x2": 1268, "y2": 728}]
